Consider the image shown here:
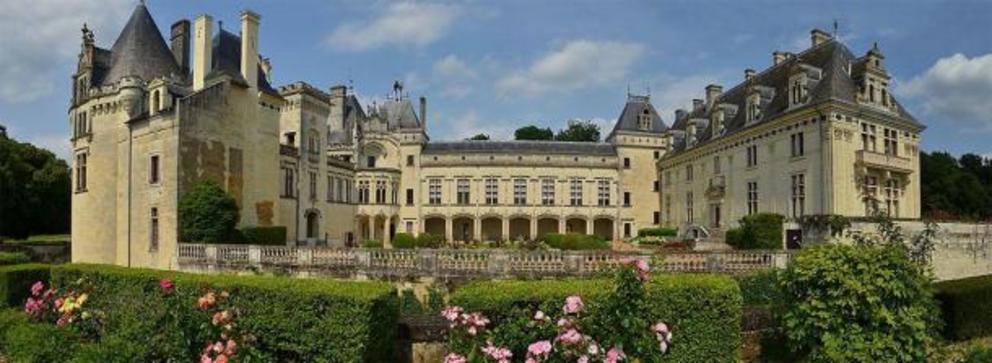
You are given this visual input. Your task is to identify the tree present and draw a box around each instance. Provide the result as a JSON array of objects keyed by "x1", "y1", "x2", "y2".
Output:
[
  {"x1": 920, "y1": 151, "x2": 992, "y2": 220},
  {"x1": 0, "y1": 130, "x2": 70, "y2": 240},
  {"x1": 178, "y1": 181, "x2": 239, "y2": 243},
  {"x1": 466, "y1": 133, "x2": 490, "y2": 141},
  {"x1": 554, "y1": 119, "x2": 601, "y2": 142},
  {"x1": 513, "y1": 125, "x2": 553, "y2": 141}
]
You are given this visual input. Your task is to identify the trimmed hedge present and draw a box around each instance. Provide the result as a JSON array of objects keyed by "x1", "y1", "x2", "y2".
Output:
[
  {"x1": 241, "y1": 226, "x2": 288, "y2": 246},
  {"x1": 734, "y1": 269, "x2": 782, "y2": 307},
  {"x1": 44, "y1": 264, "x2": 398, "y2": 362},
  {"x1": 416, "y1": 232, "x2": 444, "y2": 248},
  {"x1": 543, "y1": 233, "x2": 609, "y2": 250},
  {"x1": 726, "y1": 213, "x2": 784, "y2": 250},
  {"x1": 0, "y1": 309, "x2": 82, "y2": 362},
  {"x1": 0, "y1": 263, "x2": 50, "y2": 308},
  {"x1": 393, "y1": 233, "x2": 416, "y2": 249},
  {"x1": 935, "y1": 274, "x2": 992, "y2": 341},
  {"x1": 450, "y1": 274, "x2": 742, "y2": 363},
  {"x1": 638, "y1": 227, "x2": 678, "y2": 237},
  {"x1": 0, "y1": 251, "x2": 30, "y2": 265}
]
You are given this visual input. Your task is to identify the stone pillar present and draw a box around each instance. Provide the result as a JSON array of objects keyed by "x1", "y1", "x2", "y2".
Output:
[
  {"x1": 366, "y1": 217, "x2": 375, "y2": 242},
  {"x1": 559, "y1": 218, "x2": 567, "y2": 235},
  {"x1": 383, "y1": 216, "x2": 392, "y2": 249},
  {"x1": 530, "y1": 218, "x2": 538, "y2": 240},
  {"x1": 473, "y1": 217, "x2": 482, "y2": 242},
  {"x1": 585, "y1": 218, "x2": 594, "y2": 235},
  {"x1": 445, "y1": 217, "x2": 454, "y2": 243},
  {"x1": 501, "y1": 218, "x2": 510, "y2": 242}
]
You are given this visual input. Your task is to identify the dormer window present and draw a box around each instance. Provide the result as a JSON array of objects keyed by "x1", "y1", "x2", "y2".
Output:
[
  {"x1": 789, "y1": 73, "x2": 808, "y2": 106},
  {"x1": 638, "y1": 109, "x2": 652, "y2": 130},
  {"x1": 747, "y1": 93, "x2": 762, "y2": 123},
  {"x1": 712, "y1": 110, "x2": 724, "y2": 136}
]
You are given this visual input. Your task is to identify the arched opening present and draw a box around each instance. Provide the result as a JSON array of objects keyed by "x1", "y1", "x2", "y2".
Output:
[
  {"x1": 594, "y1": 218, "x2": 614, "y2": 240},
  {"x1": 481, "y1": 218, "x2": 502, "y2": 242},
  {"x1": 509, "y1": 218, "x2": 530, "y2": 241},
  {"x1": 537, "y1": 218, "x2": 559, "y2": 240},
  {"x1": 452, "y1": 217, "x2": 475, "y2": 242},
  {"x1": 306, "y1": 211, "x2": 319, "y2": 239},
  {"x1": 424, "y1": 217, "x2": 446, "y2": 238},
  {"x1": 565, "y1": 218, "x2": 587, "y2": 234},
  {"x1": 151, "y1": 90, "x2": 160, "y2": 113}
]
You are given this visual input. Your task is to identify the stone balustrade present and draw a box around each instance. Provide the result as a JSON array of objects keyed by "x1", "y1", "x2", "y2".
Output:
[{"x1": 175, "y1": 243, "x2": 792, "y2": 279}]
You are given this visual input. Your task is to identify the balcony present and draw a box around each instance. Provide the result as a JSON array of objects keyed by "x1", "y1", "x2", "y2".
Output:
[{"x1": 856, "y1": 150, "x2": 914, "y2": 175}]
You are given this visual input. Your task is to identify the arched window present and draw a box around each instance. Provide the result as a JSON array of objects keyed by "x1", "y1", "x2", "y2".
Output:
[{"x1": 151, "y1": 90, "x2": 160, "y2": 113}]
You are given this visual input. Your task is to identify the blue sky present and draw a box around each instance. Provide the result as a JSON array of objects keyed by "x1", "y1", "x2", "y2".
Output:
[{"x1": 2, "y1": 0, "x2": 991, "y2": 160}]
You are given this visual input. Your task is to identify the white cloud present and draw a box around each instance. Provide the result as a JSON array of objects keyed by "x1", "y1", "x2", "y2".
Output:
[
  {"x1": 432, "y1": 55, "x2": 476, "y2": 99},
  {"x1": 435, "y1": 110, "x2": 514, "y2": 141},
  {"x1": 496, "y1": 40, "x2": 646, "y2": 98},
  {"x1": 898, "y1": 53, "x2": 992, "y2": 130},
  {"x1": 326, "y1": 3, "x2": 461, "y2": 52},
  {"x1": 648, "y1": 72, "x2": 733, "y2": 122},
  {"x1": 0, "y1": 0, "x2": 130, "y2": 103}
]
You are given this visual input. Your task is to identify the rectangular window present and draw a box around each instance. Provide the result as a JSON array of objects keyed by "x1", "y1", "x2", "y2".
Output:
[
  {"x1": 336, "y1": 177, "x2": 344, "y2": 202},
  {"x1": 747, "y1": 181, "x2": 759, "y2": 215},
  {"x1": 686, "y1": 192, "x2": 694, "y2": 223},
  {"x1": 883, "y1": 128, "x2": 898, "y2": 156},
  {"x1": 665, "y1": 195, "x2": 672, "y2": 224},
  {"x1": 367, "y1": 156, "x2": 376, "y2": 168},
  {"x1": 597, "y1": 180, "x2": 610, "y2": 206},
  {"x1": 150, "y1": 207, "x2": 159, "y2": 251},
  {"x1": 624, "y1": 223, "x2": 632, "y2": 238},
  {"x1": 653, "y1": 180, "x2": 659, "y2": 192},
  {"x1": 406, "y1": 188, "x2": 414, "y2": 206},
  {"x1": 75, "y1": 153, "x2": 88, "y2": 192},
  {"x1": 861, "y1": 123, "x2": 877, "y2": 152},
  {"x1": 570, "y1": 180, "x2": 583, "y2": 206},
  {"x1": 654, "y1": 151, "x2": 660, "y2": 160},
  {"x1": 357, "y1": 180, "x2": 370, "y2": 204},
  {"x1": 623, "y1": 192, "x2": 631, "y2": 207},
  {"x1": 406, "y1": 221, "x2": 413, "y2": 233},
  {"x1": 428, "y1": 179, "x2": 442, "y2": 205},
  {"x1": 863, "y1": 176, "x2": 879, "y2": 214},
  {"x1": 406, "y1": 155, "x2": 414, "y2": 166},
  {"x1": 542, "y1": 179, "x2": 555, "y2": 205},
  {"x1": 457, "y1": 179, "x2": 471, "y2": 205},
  {"x1": 623, "y1": 158, "x2": 631, "y2": 169},
  {"x1": 327, "y1": 176, "x2": 334, "y2": 202},
  {"x1": 149, "y1": 155, "x2": 160, "y2": 184},
  {"x1": 309, "y1": 171, "x2": 317, "y2": 200},
  {"x1": 485, "y1": 178, "x2": 499, "y2": 205},
  {"x1": 686, "y1": 164, "x2": 694, "y2": 181},
  {"x1": 713, "y1": 156, "x2": 721, "y2": 174},
  {"x1": 345, "y1": 180, "x2": 352, "y2": 203},
  {"x1": 746, "y1": 145, "x2": 758, "y2": 167},
  {"x1": 513, "y1": 179, "x2": 527, "y2": 205},
  {"x1": 653, "y1": 212, "x2": 660, "y2": 225},
  {"x1": 375, "y1": 180, "x2": 387, "y2": 204},
  {"x1": 791, "y1": 174, "x2": 806, "y2": 218},
  {"x1": 791, "y1": 132, "x2": 805, "y2": 157},
  {"x1": 391, "y1": 182, "x2": 398, "y2": 204},
  {"x1": 885, "y1": 179, "x2": 901, "y2": 217},
  {"x1": 281, "y1": 167, "x2": 294, "y2": 198}
]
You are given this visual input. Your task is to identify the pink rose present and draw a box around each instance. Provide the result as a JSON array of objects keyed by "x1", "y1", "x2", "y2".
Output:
[
  {"x1": 533, "y1": 310, "x2": 547, "y2": 322},
  {"x1": 200, "y1": 354, "x2": 213, "y2": 363},
  {"x1": 563, "y1": 295, "x2": 584, "y2": 314},
  {"x1": 444, "y1": 353, "x2": 467, "y2": 363},
  {"x1": 441, "y1": 306, "x2": 463, "y2": 322},
  {"x1": 224, "y1": 339, "x2": 237, "y2": 356},
  {"x1": 527, "y1": 340, "x2": 553, "y2": 358},
  {"x1": 30, "y1": 281, "x2": 44, "y2": 296},
  {"x1": 214, "y1": 355, "x2": 228, "y2": 363},
  {"x1": 606, "y1": 347, "x2": 625, "y2": 363},
  {"x1": 482, "y1": 343, "x2": 513, "y2": 362},
  {"x1": 557, "y1": 329, "x2": 583, "y2": 345},
  {"x1": 159, "y1": 278, "x2": 175, "y2": 294},
  {"x1": 578, "y1": 356, "x2": 590, "y2": 363}
]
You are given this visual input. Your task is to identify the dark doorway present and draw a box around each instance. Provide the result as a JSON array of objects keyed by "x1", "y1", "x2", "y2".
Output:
[{"x1": 786, "y1": 229, "x2": 802, "y2": 249}]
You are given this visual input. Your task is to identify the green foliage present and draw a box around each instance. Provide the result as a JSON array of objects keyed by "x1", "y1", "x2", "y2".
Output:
[
  {"x1": 178, "y1": 181, "x2": 240, "y2": 243},
  {"x1": 466, "y1": 133, "x2": 490, "y2": 141},
  {"x1": 779, "y1": 245, "x2": 938, "y2": 362},
  {"x1": 45, "y1": 263, "x2": 398, "y2": 362},
  {"x1": 935, "y1": 274, "x2": 992, "y2": 341},
  {"x1": 240, "y1": 226, "x2": 287, "y2": 246},
  {"x1": 796, "y1": 214, "x2": 851, "y2": 239},
  {"x1": 416, "y1": 232, "x2": 444, "y2": 248},
  {"x1": 361, "y1": 240, "x2": 383, "y2": 248},
  {"x1": 514, "y1": 125, "x2": 554, "y2": 141},
  {"x1": 963, "y1": 346, "x2": 992, "y2": 363},
  {"x1": 726, "y1": 213, "x2": 785, "y2": 250},
  {"x1": 0, "y1": 131, "x2": 70, "y2": 239},
  {"x1": 0, "y1": 263, "x2": 50, "y2": 308},
  {"x1": 554, "y1": 119, "x2": 601, "y2": 142},
  {"x1": 0, "y1": 251, "x2": 30, "y2": 265},
  {"x1": 921, "y1": 151, "x2": 992, "y2": 220},
  {"x1": 735, "y1": 269, "x2": 783, "y2": 307},
  {"x1": 399, "y1": 289, "x2": 424, "y2": 316},
  {"x1": 637, "y1": 227, "x2": 678, "y2": 237},
  {"x1": 450, "y1": 274, "x2": 742, "y2": 363},
  {"x1": 0, "y1": 309, "x2": 81, "y2": 362},
  {"x1": 392, "y1": 233, "x2": 416, "y2": 249},
  {"x1": 542, "y1": 233, "x2": 609, "y2": 250}
]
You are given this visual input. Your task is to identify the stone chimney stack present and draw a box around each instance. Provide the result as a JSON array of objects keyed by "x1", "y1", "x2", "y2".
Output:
[
  {"x1": 692, "y1": 99, "x2": 704, "y2": 109},
  {"x1": 170, "y1": 20, "x2": 190, "y2": 76},
  {"x1": 811, "y1": 28, "x2": 832, "y2": 47},
  {"x1": 675, "y1": 109, "x2": 687, "y2": 121},
  {"x1": 745, "y1": 68, "x2": 756, "y2": 81},
  {"x1": 773, "y1": 51, "x2": 789, "y2": 65},
  {"x1": 192, "y1": 14, "x2": 213, "y2": 91},
  {"x1": 419, "y1": 96, "x2": 427, "y2": 130},
  {"x1": 240, "y1": 10, "x2": 260, "y2": 91},
  {"x1": 705, "y1": 84, "x2": 723, "y2": 109}
]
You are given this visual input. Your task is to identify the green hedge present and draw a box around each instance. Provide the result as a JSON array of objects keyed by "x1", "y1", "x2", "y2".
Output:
[
  {"x1": 450, "y1": 274, "x2": 742, "y2": 363},
  {"x1": 241, "y1": 226, "x2": 288, "y2": 246},
  {"x1": 393, "y1": 233, "x2": 416, "y2": 249},
  {"x1": 416, "y1": 232, "x2": 444, "y2": 248},
  {"x1": 638, "y1": 227, "x2": 678, "y2": 237},
  {"x1": 936, "y1": 274, "x2": 992, "y2": 341},
  {"x1": 543, "y1": 233, "x2": 609, "y2": 250},
  {"x1": 734, "y1": 269, "x2": 782, "y2": 307},
  {"x1": 0, "y1": 263, "x2": 50, "y2": 308},
  {"x1": 0, "y1": 309, "x2": 82, "y2": 362},
  {"x1": 726, "y1": 213, "x2": 784, "y2": 250},
  {"x1": 0, "y1": 251, "x2": 30, "y2": 265},
  {"x1": 41, "y1": 264, "x2": 398, "y2": 362}
]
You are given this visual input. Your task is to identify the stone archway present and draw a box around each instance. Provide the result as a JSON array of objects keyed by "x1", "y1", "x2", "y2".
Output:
[
  {"x1": 565, "y1": 218, "x2": 587, "y2": 235},
  {"x1": 509, "y1": 217, "x2": 530, "y2": 241},
  {"x1": 481, "y1": 217, "x2": 502, "y2": 242},
  {"x1": 424, "y1": 217, "x2": 446, "y2": 238},
  {"x1": 305, "y1": 211, "x2": 319, "y2": 239},
  {"x1": 537, "y1": 218, "x2": 558, "y2": 239},
  {"x1": 452, "y1": 216, "x2": 475, "y2": 242},
  {"x1": 594, "y1": 218, "x2": 614, "y2": 240}
]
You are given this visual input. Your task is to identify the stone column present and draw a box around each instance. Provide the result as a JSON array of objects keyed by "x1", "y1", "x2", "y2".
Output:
[
  {"x1": 473, "y1": 217, "x2": 482, "y2": 242},
  {"x1": 383, "y1": 216, "x2": 392, "y2": 248},
  {"x1": 366, "y1": 217, "x2": 375, "y2": 242},
  {"x1": 585, "y1": 218, "x2": 594, "y2": 235},
  {"x1": 558, "y1": 218, "x2": 567, "y2": 235},
  {"x1": 445, "y1": 217, "x2": 454, "y2": 243},
  {"x1": 501, "y1": 218, "x2": 510, "y2": 242},
  {"x1": 530, "y1": 218, "x2": 538, "y2": 240}
]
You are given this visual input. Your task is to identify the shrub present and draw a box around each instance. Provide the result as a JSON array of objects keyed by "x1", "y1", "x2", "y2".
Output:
[
  {"x1": 543, "y1": 233, "x2": 609, "y2": 250},
  {"x1": 935, "y1": 274, "x2": 992, "y2": 341},
  {"x1": 726, "y1": 213, "x2": 784, "y2": 250},
  {"x1": 0, "y1": 263, "x2": 50, "y2": 307},
  {"x1": 450, "y1": 273, "x2": 741, "y2": 363},
  {"x1": 392, "y1": 233, "x2": 416, "y2": 249},
  {"x1": 638, "y1": 227, "x2": 678, "y2": 237},
  {"x1": 178, "y1": 181, "x2": 239, "y2": 243},
  {"x1": 241, "y1": 226, "x2": 287, "y2": 246},
  {"x1": 964, "y1": 346, "x2": 992, "y2": 363},
  {"x1": 1, "y1": 309, "x2": 81, "y2": 362},
  {"x1": 779, "y1": 245, "x2": 937, "y2": 362},
  {"x1": 415, "y1": 232, "x2": 444, "y2": 248},
  {"x1": 361, "y1": 240, "x2": 383, "y2": 248},
  {"x1": 735, "y1": 269, "x2": 783, "y2": 307},
  {"x1": 0, "y1": 251, "x2": 30, "y2": 265},
  {"x1": 47, "y1": 264, "x2": 398, "y2": 362}
]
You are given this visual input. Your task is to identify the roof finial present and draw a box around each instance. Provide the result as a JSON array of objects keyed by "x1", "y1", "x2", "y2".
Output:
[
  {"x1": 218, "y1": 20, "x2": 223, "y2": 31},
  {"x1": 833, "y1": 19, "x2": 839, "y2": 38}
]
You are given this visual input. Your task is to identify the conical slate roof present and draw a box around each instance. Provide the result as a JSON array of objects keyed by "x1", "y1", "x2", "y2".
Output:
[{"x1": 100, "y1": 3, "x2": 179, "y2": 86}]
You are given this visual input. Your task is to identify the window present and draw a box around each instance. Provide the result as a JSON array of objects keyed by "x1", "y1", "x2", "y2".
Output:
[
  {"x1": 457, "y1": 179, "x2": 471, "y2": 205},
  {"x1": 150, "y1": 208, "x2": 159, "y2": 251},
  {"x1": 653, "y1": 180, "x2": 659, "y2": 192},
  {"x1": 281, "y1": 167, "x2": 294, "y2": 198},
  {"x1": 513, "y1": 179, "x2": 527, "y2": 205},
  {"x1": 791, "y1": 174, "x2": 806, "y2": 218},
  {"x1": 654, "y1": 151, "x2": 660, "y2": 160},
  {"x1": 790, "y1": 132, "x2": 805, "y2": 157},
  {"x1": 391, "y1": 182, "x2": 398, "y2": 204},
  {"x1": 713, "y1": 156, "x2": 721, "y2": 174},
  {"x1": 686, "y1": 192, "x2": 694, "y2": 223},
  {"x1": 597, "y1": 180, "x2": 610, "y2": 206},
  {"x1": 327, "y1": 176, "x2": 334, "y2": 202},
  {"x1": 639, "y1": 109, "x2": 652, "y2": 130},
  {"x1": 883, "y1": 128, "x2": 898, "y2": 156},
  {"x1": 569, "y1": 180, "x2": 583, "y2": 206},
  {"x1": 861, "y1": 123, "x2": 877, "y2": 152},
  {"x1": 869, "y1": 84, "x2": 875, "y2": 103},
  {"x1": 485, "y1": 178, "x2": 499, "y2": 205},
  {"x1": 406, "y1": 155, "x2": 414, "y2": 166},
  {"x1": 885, "y1": 179, "x2": 901, "y2": 217},
  {"x1": 863, "y1": 175, "x2": 879, "y2": 214},
  {"x1": 541, "y1": 179, "x2": 555, "y2": 205},
  {"x1": 685, "y1": 164, "x2": 694, "y2": 181},
  {"x1": 345, "y1": 180, "x2": 352, "y2": 203},
  {"x1": 653, "y1": 212, "x2": 660, "y2": 225},
  {"x1": 336, "y1": 177, "x2": 345, "y2": 202},
  {"x1": 309, "y1": 171, "x2": 317, "y2": 200},
  {"x1": 406, "y1": 188, "x2": 414, "y2": 205},
  {"x1": 75, "y1": 153, "x2": 88, "y2": 192},
  {"x1": 428, "y1": 179, "x2": 441, "y2": 205},
  {"x1": 624, "y1": 223, "x2": 632, "y2": 238},
  {"x1": 791, "y1": 79, "x2": 805, "y2": 105},
  {"x1": 406, "y1": 221, "x2": 414, "y2": 233},
  {"x1": 366, "y1": 156, "x2": 376, "y2": 168},
  {"x1": 147, "y1": 155, "x2": 160, "y2": 184},
  {"x1": 375, "y1": 180, "x2": 387, "y2": 204},
  {"x1": 623, "y1": 192, "x2": 631, "y2": 207},
  {"x1": 357, "y1": 180, "x2": 370, "y2": 204},
  {"x1": 665, "y1": 195, "x2": 672, "y2": 224},
  {"x1": 746, "y1": 145, "x2": 758, "y2": 167},
  {"x1": 623, "y1": 158, "x2": 631, "y2": 169},
  {"x1": 747, "y1": 182, "x2": 759, "y2": 215},
  {"x1": 747, "y1": 93, "x2": 762, "y2": 122}
]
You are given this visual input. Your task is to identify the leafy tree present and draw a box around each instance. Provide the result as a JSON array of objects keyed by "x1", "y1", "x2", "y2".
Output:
[
  {"x1": 178, "y1": 181, "x2": 239, "y2": 243},
  {"x1": 920, "y1": 151, "x2": 992, "y2": 220},
  {"x1": 466, "y1": 133, "x2": 490, "y2": 141},
  {"x1": 513, "y1": 125, "x2": 553, "y2": 141},
  {"x1": 0, "y1": 129, "x2": 70, "y2": 240},
  {"x1": 554, "y1": 119, "x2": 601, "y2": 142}
]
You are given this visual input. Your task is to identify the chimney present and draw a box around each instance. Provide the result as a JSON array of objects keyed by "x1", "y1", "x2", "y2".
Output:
[
  {"x1": 328, "y1": 85, "x2": 347, "y2": 130},
  {"x1": 419, "y1": 96, "x2": 427, "y2": 130},
  {"x1": 192, "y1": 15, "x2": 213, "y2": 90},
  {"x1": 170, "y1": 20, "x2": 190, "y2": 76},
  {"x1": 705, "y1": 84, "x2": 722, "y2": 108},
  {"x1": 675, "y1": 109, "x2": 687, "y2": 121},
  {"x1": 811, "y1": 28, "x2": 831, "y2": 47},
  {"x1": 240, "y1": 10, "x2": 261, "y2": 91},
  {"x1": 260, "y1": 57, "x2": 272, "y2": 83},
  {"x1": 745, "y1": 68, "x2": 756, "y2": 81},
  {"x1": 692, "y1": 99, "x2": 703, "y2": 109},
  {"x1": 773, "y1": 51, "x2": 789, "y2": 65}
]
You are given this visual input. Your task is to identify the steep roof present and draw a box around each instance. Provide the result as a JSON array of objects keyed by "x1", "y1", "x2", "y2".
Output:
[
  {"x1": 373, "y1": 97, "x2": 421, "y2": 130},
  {"x1": 607, "y1": 94, "x2": 668, "y2": 140},
  {"x1": 423, "y1": 140, "x2": 616, "y2": 156},
  {"x1": 210, "y1": 29, "x2": 277, "y2": 94},
  {"x1": 100, "y1": 3, "x2": 180, "y2": 86},
  {"x1": 329, "y1": 94, "x2": 366, "y2": 145}
]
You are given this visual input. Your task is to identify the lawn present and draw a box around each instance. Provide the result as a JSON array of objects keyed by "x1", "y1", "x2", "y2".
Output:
[{"x1": 2, "y1": 234, "x2": 69, "y2": 245}]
